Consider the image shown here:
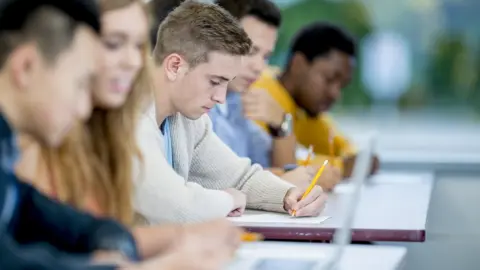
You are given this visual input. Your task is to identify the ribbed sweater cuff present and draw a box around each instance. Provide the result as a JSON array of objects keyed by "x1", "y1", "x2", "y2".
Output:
[{"x1": 245, "y1": 173, "x2": 294, "y2": 213}]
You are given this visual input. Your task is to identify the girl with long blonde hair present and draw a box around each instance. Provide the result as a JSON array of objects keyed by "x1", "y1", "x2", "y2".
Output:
[{"x1": 16, "y1": 0, "x2": 242, "y2": 263}]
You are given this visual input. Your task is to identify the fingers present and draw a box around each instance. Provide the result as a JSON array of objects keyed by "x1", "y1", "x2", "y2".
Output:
[
  {"x1": 161, "y1": 221, "x2": 241, "y2": 270},
  {"x1": 227, "y1": 209, "x2": 243, "y2": 217},
  {"x1": 242, "y1": 101, "x2": 263, "y2": 121},
  {"x1": 295, "y1": 185, "x2": 323, "y2": 209},
  {"x1": 284, "y1": 188, "x2": 302, "y2": 214},
  {"x1": 243, "y1": 110, "x2": 262, "y2": 121},
  {"x1": 242, "y1": 89, "x2": 270, "y2": 108},
  {"x1": 305, "y1": 165, "x2": 320, "y2": 177},
  {"x1": 295, "y1": 187, "x2": 328, "y2": 217},
  {"x1": 202, "y1": 246, "x2": 235, "y2": 270},
  {"x1": 318, "y1": 165, "x2": 342, "y2": 191},
  {"x1": 241, "y1": 91, "x2": 261, "y2": 106}
]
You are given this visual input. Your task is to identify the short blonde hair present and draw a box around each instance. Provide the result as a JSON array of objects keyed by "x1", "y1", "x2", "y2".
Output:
[{"x1": 153, "y1": 0, "x2": 252, "y2": 67}]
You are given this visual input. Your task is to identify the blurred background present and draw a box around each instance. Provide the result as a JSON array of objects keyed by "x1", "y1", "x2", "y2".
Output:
[
  {"x1": 269, "y1": 1, "x2": 480, "y2": 270},
  {"x1": 272, "y1": 0, "x2": 480, "y2": 112}
]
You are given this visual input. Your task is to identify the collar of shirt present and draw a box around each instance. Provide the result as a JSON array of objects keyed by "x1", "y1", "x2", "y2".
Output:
[
  {"x1": 209, "y1": 92, "x2": 272, "y2": 167},
  {"x1": 216, "y1": 103, "x2": 228, "y2": 116},
  {"x1": 0, "y1": 114, "x2": 12, "y2": 141},
  {"x1": 0, "y1": 113, "x2": 18, "y2": 231},
  {"x1": 160, "y1": 118, "x2": 174, "y2": 167},
  {"x1": 0, "y1": 115, "x2": 18, "y2": 173}
]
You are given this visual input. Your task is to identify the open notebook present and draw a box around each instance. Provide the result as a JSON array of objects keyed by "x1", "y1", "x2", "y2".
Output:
[
  {"x1": 228, "y1": 212, "x2": 331, "y2": 225},
  {"x1": 228, "y1": 134, "x2": 376, "y2": 270}
]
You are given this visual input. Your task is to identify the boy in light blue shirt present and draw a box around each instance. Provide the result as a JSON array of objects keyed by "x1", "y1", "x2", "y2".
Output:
[{"x1": 209, "y1": 0, "x2": 287, "y2": 168}]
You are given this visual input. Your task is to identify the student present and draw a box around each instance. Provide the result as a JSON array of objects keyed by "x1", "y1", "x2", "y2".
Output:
[
  {"x1": 134, "y1": 0, "x2": 327, "y2": 224},
  {"x1": 15, "y1": 0, "x2": 243, "y2": 264},
  {"x1": 0, "y1": 0, "x2": 140, "y2": 268},
  {"x1": 251, "y1": 22, "x2": 380, "y2": 178},
  {"x1": 210, "y1": 0, "x2": 288, "y2": 168},
  {"x1": 208, "y1": 0, "x2": 342, "y2": 189}
]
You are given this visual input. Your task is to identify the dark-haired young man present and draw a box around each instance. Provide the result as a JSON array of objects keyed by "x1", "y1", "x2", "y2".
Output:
[
  {"x1": 0, "y1": 0, "x2": 141, "y2": 269},
  {"x1": 209, "y1": 0, "x2": 341, "y2": 188},
  {"x1": 252, "y1": 22, "x2": 380, "y2": 179}
]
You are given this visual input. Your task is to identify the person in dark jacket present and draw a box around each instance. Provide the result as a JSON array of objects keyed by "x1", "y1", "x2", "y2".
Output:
[{"x1": 0, "y1": 0, "x2": 139, "y2": 269}]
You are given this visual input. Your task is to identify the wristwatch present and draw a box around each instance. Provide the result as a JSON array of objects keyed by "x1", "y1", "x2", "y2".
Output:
[{"x1": 269, "y1": 113, "x2": 293, "y2": 138}]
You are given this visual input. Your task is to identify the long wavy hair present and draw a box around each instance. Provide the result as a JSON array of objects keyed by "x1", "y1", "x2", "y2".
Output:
[{"x1": 41, "y1": 0, "x2": 153, "y2": 225}]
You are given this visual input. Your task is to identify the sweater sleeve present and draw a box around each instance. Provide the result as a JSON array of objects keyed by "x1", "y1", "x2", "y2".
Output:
[
  {"x1": 12, "y1": 181, "x2": 139, "y2": 260},
  {"x1": 189, "y1": 115, "x2": 294, "y2": 213},
  {"x1": 133, "y1": 115, "x2": 234, "y2": 224},
  {"x1": 0, "y1": 234, "x2": 116, "y2": 270}
]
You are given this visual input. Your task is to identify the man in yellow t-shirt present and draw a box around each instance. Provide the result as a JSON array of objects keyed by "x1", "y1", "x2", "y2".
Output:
[{"x1": 249, "y1": 22, "x2": 379, "y2": 178}]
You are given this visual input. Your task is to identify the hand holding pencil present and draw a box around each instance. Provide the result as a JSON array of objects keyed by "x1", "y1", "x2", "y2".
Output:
[{"x1": 282, "y1": 161, "x2": 329, "y2": 217}]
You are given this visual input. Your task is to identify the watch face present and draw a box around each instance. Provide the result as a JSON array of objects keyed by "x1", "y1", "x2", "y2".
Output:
[{"x1": 281, "y1": 113, "x2": 293, "y2": 135}]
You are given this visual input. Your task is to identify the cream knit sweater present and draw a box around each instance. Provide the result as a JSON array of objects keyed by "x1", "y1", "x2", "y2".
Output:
[{"x1": 133, "y1": 105, "x2": 294, "y2": 224}]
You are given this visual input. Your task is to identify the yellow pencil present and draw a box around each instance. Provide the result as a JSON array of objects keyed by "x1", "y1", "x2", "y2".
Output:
[
  {"x1": 292, "y1": 160, "x2": 329, "y2": 217},
  {"x1": 304, "y1": 145, "x2": 314, "y2": 166},
  {"x1": 241, "y1": 232, "x2": 264, "y2": 242},
  {"x1": 328, "y1": 130, "x2": 335, "y2": 159}
]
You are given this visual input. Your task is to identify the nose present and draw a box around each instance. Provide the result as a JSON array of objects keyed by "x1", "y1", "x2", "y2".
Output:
[
  {"x1": 329, "y1": 83, "x2": 342, "y2": 102},
  {"x1": 211, "y1": 86, "x2": 227, "y2": 104},
  {"x1": 249, "y1": 54, "x2": 265, "y2": 77},
  {"x1": 122, "y1": 45, "x2": 142, "y2": 71}
]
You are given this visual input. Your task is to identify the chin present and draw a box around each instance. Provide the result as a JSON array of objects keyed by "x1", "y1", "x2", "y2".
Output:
[
  {"x1": 185, "y1": 114, "x2": 203, "y2": 120},
  {"x1": 40, "y1": 133, "x2": 62, "y2": 147},
  {"x1": 305, "y1": 109, "x2": 320, "y2": 118},
  {"x1": 97, "y1": 95, "x2": 127, "y2": 109},
  {"x1": 182, "y1": 111, "x2": 204, "y2": 120}
]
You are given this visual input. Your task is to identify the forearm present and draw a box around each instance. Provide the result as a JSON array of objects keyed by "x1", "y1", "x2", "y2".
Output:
[
  {"x1": 240, "y1": 169, "x2": 294, "y2": 212},
  {"x1": 133, "y1": 225, "x2": 181, "y2": 259},
  {"x1": 14, "y1": 181, "x2": 138, "y2": 259},
  {"x1": 265, "y1": 167, "x2": 284, "y2": 176},
  {"x1": 0, "y1": 234, "x2": 117, "y2": 270}
]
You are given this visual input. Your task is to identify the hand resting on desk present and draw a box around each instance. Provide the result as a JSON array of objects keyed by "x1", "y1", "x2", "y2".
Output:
[
  {"x1": 124, "y1": 219, "x2": 243, "y2": 270},
  {"x1": 224, "y1": 188, "x2": 247, "y2": 217}
]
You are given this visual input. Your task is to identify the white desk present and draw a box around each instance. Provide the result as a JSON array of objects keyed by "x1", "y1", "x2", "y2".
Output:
[
  {"x1": 379, "y1": 151, "x2": 480, "y2": 173},
  {"x1": 228, "y1": 242, "x2": 407, "y2": 270},
  {"x1": 234, "y1": 172, "x2": 434, "y2": 242},
  {"x1": 336, "y1": 116, "x2": 480, "y2": 172}
]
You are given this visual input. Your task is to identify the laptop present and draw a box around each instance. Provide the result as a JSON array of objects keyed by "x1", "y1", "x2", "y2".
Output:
[{"x1": 228, "y1": 134, "x2": 376, "y2": 270}]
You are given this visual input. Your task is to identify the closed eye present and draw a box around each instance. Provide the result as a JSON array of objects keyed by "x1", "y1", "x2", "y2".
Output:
[{"x1": 210, "y1": 80, "x2": 221, "y2": 86}]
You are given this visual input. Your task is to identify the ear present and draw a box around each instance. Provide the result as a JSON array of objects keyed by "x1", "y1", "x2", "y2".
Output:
[
  {"x1": 9, "y1": 43, "x2": 39, "y2": 90},
  {"x1": 290, "y1": 52, "x2": 309, "y2": 75},
  {"x1": 163, "y1": 53, "x2": 188, "y2": 81}
]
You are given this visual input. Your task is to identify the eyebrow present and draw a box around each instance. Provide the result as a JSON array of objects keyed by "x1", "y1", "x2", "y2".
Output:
[
  {"x1": 103, "y1": 32, "x2": 129, "y2": 41},
  {"x1": 211, "y1": 75, "x2": 234, "y2": 82}
]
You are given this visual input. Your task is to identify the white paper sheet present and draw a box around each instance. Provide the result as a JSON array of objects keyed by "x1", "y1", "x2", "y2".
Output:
[{"x1": 228, "y1": 213, "x2": 331, "y2": 224}]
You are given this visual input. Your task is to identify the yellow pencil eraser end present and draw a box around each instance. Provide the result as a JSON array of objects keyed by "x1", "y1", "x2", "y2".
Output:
[{"x1": 242, "y1": 233, "x2": 264, "y2": 242}]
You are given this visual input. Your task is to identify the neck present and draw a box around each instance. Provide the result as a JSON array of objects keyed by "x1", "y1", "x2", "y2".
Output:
[
  {"x1": 278, "y1": 71, "x2": 297, "y2": 99},
  {"x1": 153, "y1": 66, "x2": 176, "y2": 125},
  {"x1": 0, "y1": 74, "x2": 23, "y2": 132}
]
